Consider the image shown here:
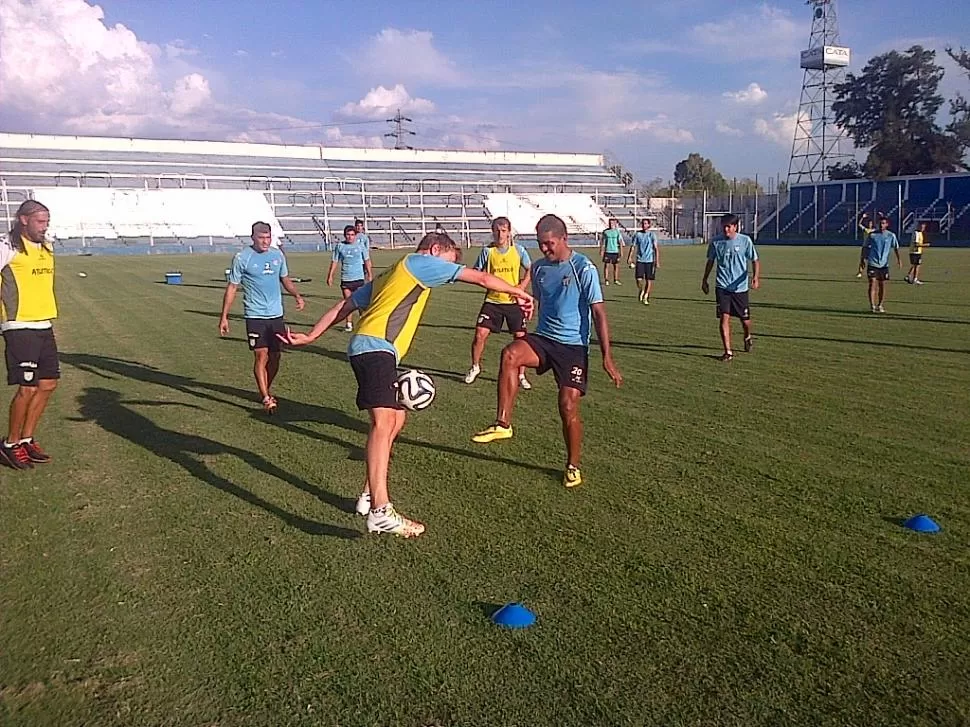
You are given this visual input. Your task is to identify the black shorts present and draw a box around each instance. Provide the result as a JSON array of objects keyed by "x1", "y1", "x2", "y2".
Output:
[
  {"x1": 867, "y1": 265, "x2": 890, "y2": 281},
  {"x1": 909, "y1": 253, "x2": 922, "y2": 266},
  {"x1": 524, "y1": 333, "x2": 588, "y2": 395},
  {"x1": 476, "y1": 302, "x2": 526, "y2": 335},
  {"x1": 341, "y1": 279, "x2": 366, "y2": 293},
  {"x1": 349, "y1": 351, "x2": 403, "y2": 411},
  {"x1": 3, "y1": 328, "x2": 60, "y2": 386},
  {"x1": 245, "y1": 317, "x2": 286, "y2": 352},
  {"x1": 602, "y1": 252, "x2": 620, "y2": 264},
  {"x1": 715, "y1": 289, "x2": 751, "y2": 321},
  {"x1": 635, "y1": 262, "x2": 656, "y2": 280}
]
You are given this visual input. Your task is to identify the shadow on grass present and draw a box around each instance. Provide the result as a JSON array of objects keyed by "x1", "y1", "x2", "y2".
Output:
[
  {"x1": 61, "y1": 353, "x2": 562, "y2": 482},
  {"x1": 757, "y1": 301, "x2": 970, "y2": 324},
  {"x1": 612, "y1": 340, "x2": 716, "y2": 359},
  {"x1": 74, "y1": 387, "x2": 360, "y2": 539},
  {"x1": 757, "y1": 332, "x2": 970, "y2": 355},
  {"x1": 473, "y1": 601, "x2": 503, "y2": 619}
]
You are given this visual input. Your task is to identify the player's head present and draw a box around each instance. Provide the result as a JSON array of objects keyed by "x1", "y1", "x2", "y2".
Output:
[
  {"x1": 416, "y1": 231, "x2": 462, "y2": 263},
  {"x1": 343, "y1": 225, "x2": 357, "y2": 243},
  {"x1": 11, "y1": 200, "x2": 50, "y2": 248},
  {"x1": 878, "y1": 216, "x2": 890, "y2": 231},
  {"x1": 919, "y1": 221, "x2": 928, "y2": 232},
  {"x1": 609, "y1": 218, "x2": 618, "y2": 229},
  {"x1": 251, "y1": 221, "x2": 272, "y2": 252},
  {"x1": 490, "y1": 216, "x2": 511, "y2": 246},
  {"x1": 354, "y1": 219, "x2": 364, "y2": 232},
  {"x1": 536, "y1": 214, "x2": 569, "y2": 261},
  {"x1": 641, "y1": 218, "x2": 651, "y2": 230},
  {"x1": 720, "y1": 213, "x2": 739, "y2": 237}
]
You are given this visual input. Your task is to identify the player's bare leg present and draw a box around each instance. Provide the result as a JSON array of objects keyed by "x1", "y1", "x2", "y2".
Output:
[
  {"x1": 877, "y1": 279, "x2": 887, "y2": 311},
  {"x1": 253, "y1": 349, "x2": 275, "y2": 411},
  {"x1": 266, "y1": 350, "x2": 281, "y2": 392},
  {"x1": 364, "y1": 407, "x2": 422, "y2": 537},
  {"x1": 22, "y1": 379, "x2": 57, "y2": 440},
  {"x1": 472, "y1": 338, "x2": 540, "y2": 442},
  {"x1": 868, "y1": 277, "x2": 878, "y2": 311},
  {"x1": 465, "y1": 326, "x2": 489, "y2": 383},
  {"x1": 358, "y1": 408, "x2": 405, "y2": 515},
  {"x1": 718, "y1": 313, "x2": 733, "y2": 359},
  {"x1": 341, "y1": 287, "x2": 354, "y2": 330},
  {"x1": 558, "y1": 387, "x2": 582, "y2": 467},
  {"x1": 512, "y1": 331, "x2": 531, "y2": 389},
  {"x1": 7, "y1": 386, "x2": 34, "y2": 443},
  {"x1": 742, "y1": 319, "x2": 753, "y2": 353},
  {"x1": 636, "y1": 276, "x2": 646, "y2": 300}
]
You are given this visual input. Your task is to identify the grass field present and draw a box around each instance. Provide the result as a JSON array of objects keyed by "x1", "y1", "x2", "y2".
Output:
[{"x1": 2, "y1": 245, "x2": 969, "y2": 726}]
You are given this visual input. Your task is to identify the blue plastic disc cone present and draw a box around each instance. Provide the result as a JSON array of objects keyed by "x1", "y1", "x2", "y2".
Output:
[
  {"x1": 491, "y1": 602, "x2": 536, "y2": 629},
  {"x1": 902, "y1": 514, "x2": 941, "y2": 533}
]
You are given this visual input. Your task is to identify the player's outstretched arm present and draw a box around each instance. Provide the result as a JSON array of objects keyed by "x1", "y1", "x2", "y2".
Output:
[
  {"x1": 457, "y1": 268, "x2": 535, "y2": 316},
  {"x1": 281, "y1": 297, "x2": 356, "y2": 346},
  {"x1": 219, "y1": 283, "x2": 238, "y2": 336},
  {"x1": 364, "y1": 258, "x2": 374, "y2": 282},
  {"x1": 591, "y1": 302, "x2": 622, "y2": 387}
]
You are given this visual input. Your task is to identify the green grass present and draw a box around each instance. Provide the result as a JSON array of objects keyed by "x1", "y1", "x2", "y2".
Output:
[{"x1": 2, "y1": 246, "x2": 969, "y2": 726}]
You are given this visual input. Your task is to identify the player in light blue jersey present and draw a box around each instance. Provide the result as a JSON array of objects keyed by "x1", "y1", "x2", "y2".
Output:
[
  {"x1": 219, "y1": 221, "x2": 305, "y2": 413},
  {"x1": 626, "y1": 218, "x2": 660, "y2": 304},
  {"x1": 473, "y1": 214, "x2": 623, "y2": 488},
  {"x1": 354, "y1": 219, "x2": 370, "y2": 249},
  {"x1": 600, "y1": 218, "x2": 624, "y2": 286},
  {"x1": 862, "y1": 216, "x2": 901, "y2": 313},
  {"x1": 701, "y1": 213, "x2": 760, "y2": 362},
  {"x1": 328, "y1": 225, "x2": 373, "y2": 331}
]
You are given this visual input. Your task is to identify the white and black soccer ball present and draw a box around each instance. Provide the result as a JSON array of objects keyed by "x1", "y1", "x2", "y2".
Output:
[{"x1": 396, "y1": 369, "x2": 436, "y2": 411}]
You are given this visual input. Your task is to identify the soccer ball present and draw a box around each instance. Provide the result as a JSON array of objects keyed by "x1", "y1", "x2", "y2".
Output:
[{"x1": 396, "y1": 369, "x2": 436, "y2": 411}]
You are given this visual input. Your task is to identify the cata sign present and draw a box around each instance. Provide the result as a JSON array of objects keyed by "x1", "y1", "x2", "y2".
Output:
[{"x1": 800, "y1": 45, "x2": 850, "y2": 70}]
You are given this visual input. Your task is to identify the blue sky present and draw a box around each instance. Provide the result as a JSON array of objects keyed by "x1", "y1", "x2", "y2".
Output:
[{"x1": 1, "y1": 0, "x2": 968, "y2": 183}]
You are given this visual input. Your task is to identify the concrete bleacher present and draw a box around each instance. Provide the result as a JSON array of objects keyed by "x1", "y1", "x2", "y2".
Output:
[
  {"x1": 763, "y1": 172, "x2": 970, "y2": 243},
  {"x1": 0, "y1": 133, "x2": 648, "y2": 253}
]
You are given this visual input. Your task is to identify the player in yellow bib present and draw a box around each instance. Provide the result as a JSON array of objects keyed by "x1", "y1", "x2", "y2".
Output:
[
  {"x1": 463, "y1": 217, "x2": 533, "y2": 389},
  {"x1": 0, "y1": 201, "x2": 59, "y2": 470},
  {"x1": 905, "y1": 222, "x2": 929, "y2": 285},
  {"x1": 281, "y1": 232, "x2": 534, "y2": 538}
]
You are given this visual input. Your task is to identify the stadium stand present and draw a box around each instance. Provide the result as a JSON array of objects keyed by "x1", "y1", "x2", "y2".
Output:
[
  {"x1": 0, "y1": 133, "x2": 654, "y2": 254},
  {"x1": 762, "y1": 173, "x2": 970, "y2": 243}
]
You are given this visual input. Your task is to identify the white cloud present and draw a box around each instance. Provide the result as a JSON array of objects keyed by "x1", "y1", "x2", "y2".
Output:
[
  {"x1": 337, "y1": 84, "x2": 435, "y2": 120},
  {"x1": 716, "y1": 121, "x2": 743, "y2": 137},
  {"x1": 754, "y1": 112, "x2": 799, "y2": 146},
  {"x1": 0, "y1": 0, "x2": 320, "y2": 141},
  {"x1": 724, "y1": 83, "x2": 768, "y2": 105},
  {"x1": 354, "y1": 28, "x2": 461, "y2": 85},
  {"x1": 691, "y1": 4, "x2": 802, "y2": 61},
  {"x1": 322, "y1": 126, "x2": 387, "y2": 148},
  {"x1": 606, "y1": 118, "x2": 695, "y2": 144},
  {"x1": 234, "y1": 49, "x2": 249, "y2": 58}
]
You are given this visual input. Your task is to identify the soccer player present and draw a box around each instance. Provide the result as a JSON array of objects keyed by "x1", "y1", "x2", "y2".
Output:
[
  {"x1": 464, "y1": 217, "x2": 533, "y2": 389},
  {"x1": 905, "y1": 221, "x2": 928, "y2": 285},
  {"x1": 354, "y1": 219, "x2": 370, "y2": 248},
  {"x1": 701, "y1": 213, "x2": 760, "y2": 362},
  {"x1": 626, "y1": 218, "x2": 660, "y2": 304},
  {"x1": 327, "y1": 225, "x2": 373, "y2": 332},
  {"x1": 857, "y1": 212, "x2": 874, "y2": 278},
  {"x1": 219, "y1": 221, "x2": 305, "y2": 413},
  {"x1": 471, "y1": 214, "x2": 623, "y2": 488},
  {"x1": 281, "y1": 232, "x2": 534, "y2": 538},
  {"x1": 862, "y1": 216, "x2": 901, "y2": 313},
  {"x1": 600, "y1": 218, "x2": 624, "y2": 285},
  {"x1": 0, "y1": 201, "x2": 59, "y2": 470}
]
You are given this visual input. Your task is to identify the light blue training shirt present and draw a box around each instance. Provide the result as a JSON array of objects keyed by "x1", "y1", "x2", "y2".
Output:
[
  {"x1": 229, "y1": 246, "x2": 288, "y2": 318},
  {"x1": 531, "y1": 252, "x2": 603, "y2": 347}
]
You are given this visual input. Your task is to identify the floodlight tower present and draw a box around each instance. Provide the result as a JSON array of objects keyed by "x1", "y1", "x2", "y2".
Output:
[{"x1": 787, "y1": 0, "x2": 853, "y2": 184}]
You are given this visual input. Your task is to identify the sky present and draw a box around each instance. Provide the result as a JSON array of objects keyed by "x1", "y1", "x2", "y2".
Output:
[{"x1": 1, "y1": 0, "x2": 969, "y2": 183}]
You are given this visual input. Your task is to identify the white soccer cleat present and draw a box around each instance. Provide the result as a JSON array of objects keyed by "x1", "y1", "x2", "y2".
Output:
[
  {"x1": 915, "y1": 279, "x2": 924, "y2": 285},
  {"x1": 877, "y1": 304, "x2": 886, "y2": 313},
  {"x1": 518, "y1": 374, "x2": 532, "y2": 390},
  {"x1": 355, "y1": 491, "x2": 371, "y2": 517},
  {"x1": 367, "y1": 504, "x2": 425, "y2": 538},
  {"x1": 344, "y1": 320, "x2": 353, "y2": 332},
  {"x1": 464, "y1": 363, "x2": 481, "y2": 384}
]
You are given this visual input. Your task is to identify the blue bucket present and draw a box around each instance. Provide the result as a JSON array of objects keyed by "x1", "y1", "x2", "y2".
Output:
[{"x1": 165, "y1": 272, "x2": 182, "y2": 285}]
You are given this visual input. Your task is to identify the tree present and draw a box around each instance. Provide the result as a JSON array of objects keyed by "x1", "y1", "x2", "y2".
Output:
[
  {"x1": 946, "y1": 46, "x2": 970, "y2": 158},
  {"x1": 827, "y1": 160, "x2": 865, "y2": 179},
  {"x1": 673, "y1": 153, "x2": 729, "y2": 194},
  {"x1": 832, "y1": 45, "x2": 966, "y2": 177}
]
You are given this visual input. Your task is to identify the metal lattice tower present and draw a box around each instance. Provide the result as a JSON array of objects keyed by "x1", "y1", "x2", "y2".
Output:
[
  {"x1": 384, "y1": 109, "x2": 415, "y2": 150},
  {"x1": 787, "y1": 0, "x2": 853, "y2": 185}
]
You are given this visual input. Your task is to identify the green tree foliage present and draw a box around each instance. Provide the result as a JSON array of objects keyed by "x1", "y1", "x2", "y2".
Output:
[
  {"x1": 833, "y1": 45, "x2": 966, "y2": 177},
  {"x1": 827, "y1": 160, "x2": 865, "y2": 180},
  {"x1": 673, "y1": 153, "x2": 729, "y2": 194},
  {"x1": 946, "y1": 46, "x2": 970, "y2": 157}
]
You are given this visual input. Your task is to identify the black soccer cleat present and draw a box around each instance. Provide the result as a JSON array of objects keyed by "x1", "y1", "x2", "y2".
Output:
[{"x1": 0, "y1": 442, "x2": 34, "y2": 470}]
